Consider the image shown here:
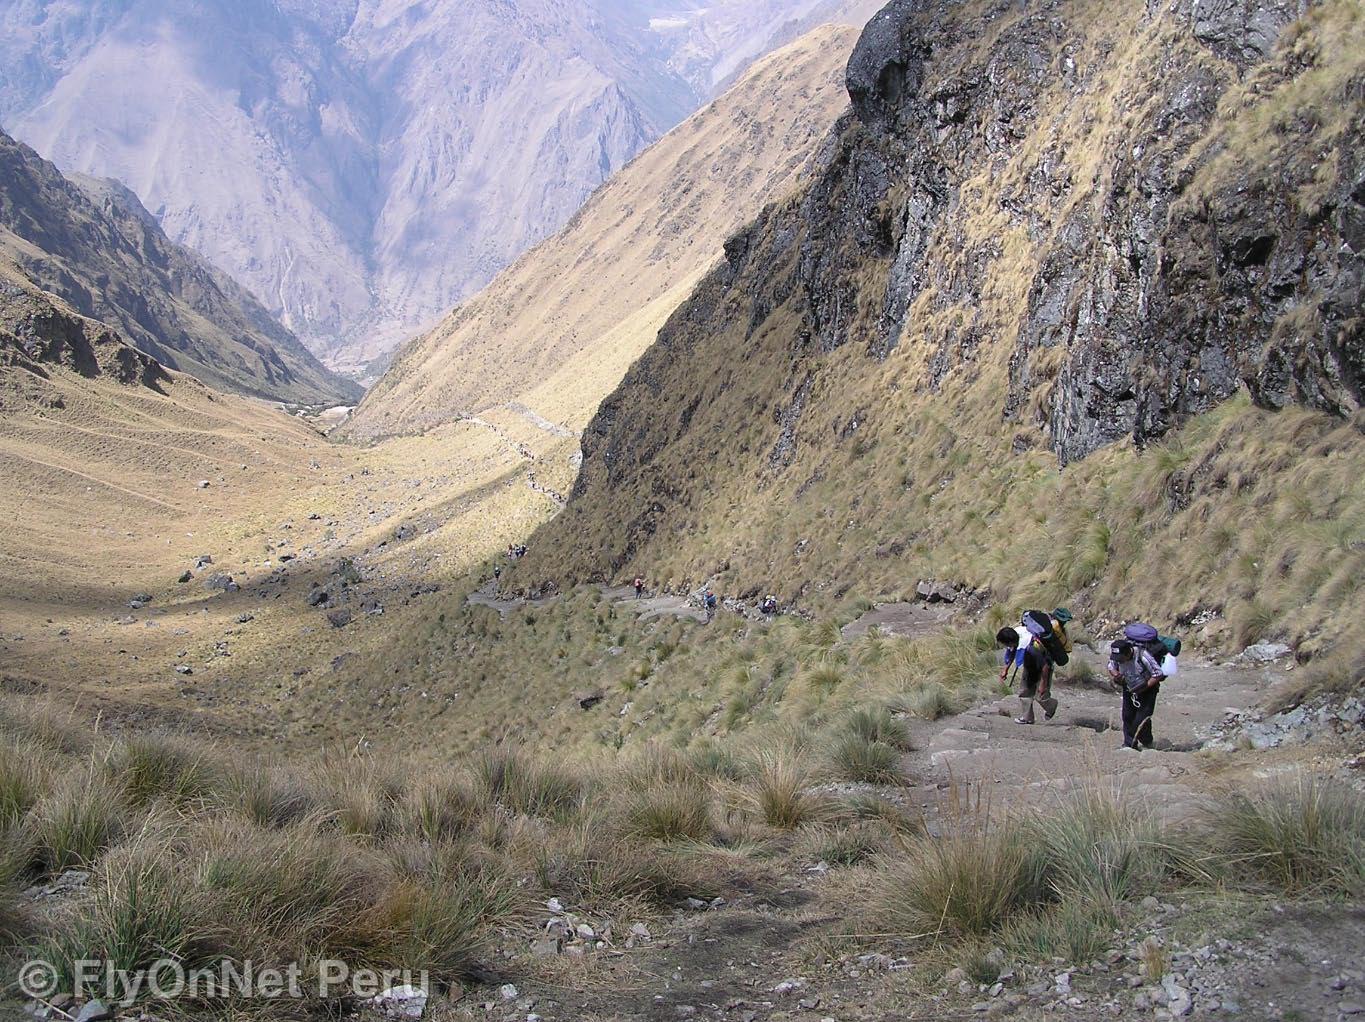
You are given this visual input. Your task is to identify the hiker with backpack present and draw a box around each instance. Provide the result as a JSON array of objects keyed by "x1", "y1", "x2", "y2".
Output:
[
  {"x1": 633, "y1": 575, "x2": 645, "y2": 600},
  {"x1": 1108, "y1": 622, "x2": 1173, "y2": 750},
  {"x1": 997, "y1": 623, "x2": 1057, "y2": 725},
  {"x1": 703, "y1": 589, "x2": 718, "y2": 623}
]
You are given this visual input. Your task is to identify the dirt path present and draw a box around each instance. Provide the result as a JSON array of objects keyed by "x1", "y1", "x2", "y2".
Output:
[
  {"x1": 608, "y1": 587, "x2": 708, "y2": 623},
  {"x1": 472, "y1": 639, "x2": 1348, "y2": 1022},
  {"x1": 461, "y1": 414, "x2": 569, "y2": 507},
  {"x1": 466, "y1": 581, "x2": 559, "y2": 617}
]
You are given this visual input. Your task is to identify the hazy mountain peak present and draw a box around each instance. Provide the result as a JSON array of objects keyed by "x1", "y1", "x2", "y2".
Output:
[{"x1": 0, "y1": 0, "x2": 874, "y2": 372}]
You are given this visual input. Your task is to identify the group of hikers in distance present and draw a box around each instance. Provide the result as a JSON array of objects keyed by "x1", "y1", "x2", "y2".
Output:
[{"x1": 997, "y1": 609, "x2": 1181, "y2": 750}]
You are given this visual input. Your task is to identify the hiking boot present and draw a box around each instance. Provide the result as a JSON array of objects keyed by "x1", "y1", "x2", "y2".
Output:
[{"x1": 1041, "y1": 696, "x2": 1059, "y2": 720}]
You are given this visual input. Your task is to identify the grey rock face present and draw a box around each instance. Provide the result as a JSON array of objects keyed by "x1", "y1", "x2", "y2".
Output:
[{"x1": 551, "y1": 0, "x2": 1360, "y2": 585}]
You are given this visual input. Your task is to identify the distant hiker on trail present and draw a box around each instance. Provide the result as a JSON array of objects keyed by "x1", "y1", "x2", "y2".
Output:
[
  {"x1": 493, "y1": 564, "x2": 502, "y2": 582},
  {"x1": 634, "y1": 575, "x2": 645, "y2": 600},
  {"x1": 704, "y1": 589, "x2": 718, "y2": 623},
  {"x1": 997, "y1": 620, "x2": 1059, "y2": 725},
  {"x1": 761, "y1": 594, "x2": 777, "y2": 616}
]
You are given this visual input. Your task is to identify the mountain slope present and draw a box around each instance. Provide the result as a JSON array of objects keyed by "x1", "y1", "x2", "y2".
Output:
[
  {"x1": 0, "y1": 130, "x2": 359, "y2": 405},
  {"x1": 0, "y1": 0, "x2": 871, "y2": 367},
  {"x1": 344, "y1": 23, "x2": 861, "y2": 441},
  {"x1": 514, "y1": 0, "x2": 1364, "y2": 661}
]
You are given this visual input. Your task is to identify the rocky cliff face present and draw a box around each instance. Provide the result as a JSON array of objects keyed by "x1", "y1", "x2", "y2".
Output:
[
  {"x1": 0, "y1": 130, "x2": 358, "y2": 404},
  {"x1": 516, "y1": 0, "x2": 1363, "y2": 651},
  {"x1": 0, "y1": 0, "x2": 870, "y2": 369},
  {"x1": 0, "y1": 264, "x2": 169, "y2": 393}
]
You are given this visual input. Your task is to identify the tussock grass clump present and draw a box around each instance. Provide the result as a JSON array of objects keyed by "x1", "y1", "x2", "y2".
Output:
[
  {"x1": 733, "y1": 751, "x2": 827, "y2": 830},
  {"x1": 43, "y1": 841, "x2": 206, "y2": 991},
  {"x1": 799, "y1": 822, "x2": 894, "y2": 866},
  {"x1": 312, "y1": 756, "x2": 406, "y2": 840},
  {"x1": 475, "y1": 747, "x2": 583, "y2": 821},
  {"x1": 1208, "y1": 775, "x2": 1365, "y2": 895},
  {"x1": 688, "y1": 743, "x2": 750, "y2": 781},
  {"x1": 30, "y1": 776, "x2": 125, "y2": 875},
  {"x1": 879, "y1": 824, "x2": 1045, "y2": 939},
  {"x1": 839, "y1": 792, "x2": 922, "y2": 834},
  {"x1": 845, "y1": 706, "x2": 913, "y2": 750},
  {"x1": 103, "y1": 735, "x2": 221, "y2": 808},
  {"x1": 407, "y1": 772, "x2": 487, "y2": 843},
  {"x1": 804, "y1": 665, "x2": 846, "y2": 694},
  {"x1": 894, "y1": 682, "x2": 964, "y2": 721},
  {"x1": 1023, "y1": 788, "x2": 1168, "y2": 904},
  {"x1": 530, "y1": 821, "x2": 707, "y2": 908},
  {"x1": 0, "y1": 698, "x2": 93, "y2": 755},
  {"x1": 829, "y1": 734, "x2": 903, "y2": 785},
  {"x1": 624, "y1": 782, "x2": 713, "y2": 842},
  {"x1": 0, "y1": 740, "x2": 50, "y2": 824},
  {"x1": 227, "y1": 765, "x2": 321, "y2": 829},
  {"x1": 999, "y1": 896, "x2": 1119, "y2": 963}
]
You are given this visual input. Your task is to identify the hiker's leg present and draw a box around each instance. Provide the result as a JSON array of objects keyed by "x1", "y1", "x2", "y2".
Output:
[
  {"x1": 1120, "y1": 693, "x2": 1138, "y2": 748},
  {"x1": 1039, "y1": 663, "x2": 1059, "y2": 718},
  {"x1": 1134, "y1": 689, "x2": 1158, "y2": 749},
  {"x1": 1016, "y1": 660, "x2": 1039, "y2": 723}
]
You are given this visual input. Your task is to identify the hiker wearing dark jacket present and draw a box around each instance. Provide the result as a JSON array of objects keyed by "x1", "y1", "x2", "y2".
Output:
[
  {"x1": 1108, "y1": 640, "x2": 1164, "y2": 749},
  {"x1": 997, "y1": 627, "x2": 1058, "y2": 725},
  {"x1": 633, "y1": 576, "x2": 645, "y2": 600}
]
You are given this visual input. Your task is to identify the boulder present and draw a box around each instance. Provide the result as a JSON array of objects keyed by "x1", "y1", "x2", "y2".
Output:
[
  {"x1": 1241, "y1": 642, "x2": 1292, "y2": 663},
  {"x1": 577, "y1": 691, "x2": 605, "y2": 710},
  {"x1": 177, "y1": 570, "x2": 192, "y2": 583},
  {"x1": 326, "y1": 609, "x2": 353, "y2": 629},
  {"x1": 307, "y1": 588, "x2": 330, "y2": 607}
]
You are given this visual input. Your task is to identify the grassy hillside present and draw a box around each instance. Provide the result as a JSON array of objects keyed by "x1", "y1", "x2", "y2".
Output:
[
  {"x1": 507, "y1": 0, "x2": 1364, "y2": 680},
  {"x1": 343, "y1": 24, "x2": 861, "y2": 441}
]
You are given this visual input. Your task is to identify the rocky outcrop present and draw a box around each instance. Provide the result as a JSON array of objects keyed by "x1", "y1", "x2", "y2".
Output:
[
  {"x1": 527, "y1": 0, "x2": 1362, "y2": 600},
  {"x1": 0, "y1": 131, "x2": 359, "y2": 405},
  {"x1": 0, "y1": 268, "x2": 169, "y2": 390}
]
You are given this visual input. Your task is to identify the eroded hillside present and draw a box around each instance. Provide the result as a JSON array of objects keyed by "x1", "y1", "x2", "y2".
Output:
[{"x1": 512, "y1": 0, "x2": 1364, "y2": 665}]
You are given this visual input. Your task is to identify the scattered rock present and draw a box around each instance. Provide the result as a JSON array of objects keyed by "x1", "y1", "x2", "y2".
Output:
[
  {"x1": 177, "y1": 570, "x2": 193, "y2": 583},
  {"x1": 202, "y1": 573, "x2": 237, "y2": 592},
  {"x1": 236, "y1": 612, "x2": 254, "y2": 623},
  {"x1": 307, "y1": 589, "x2": 330, "y2": 607},
  {"x1": 499, "y1": 984, "x2": 519, "y2": 1002},
  {"x1": 73, "y1": 1001, "x2": 113, "y2": 1022},
  {"x1": 197, "y1": 479, "x2": 210, "y2": 488},
  {"x1": 368, "y1": 984, "x2": 428, "y2": 1020},
  {"x1": 577, "y1": 690, "x2": 605, "y2": 711},
  {"x1": 175, "y1": 665, "x2": 192, "y2": 675},
  {"x1": 327, "y1": 609, "x2": 353, "y2": 629},
  {"x1": 532, "y1": 937, "x2": 562, "y2": 957}
]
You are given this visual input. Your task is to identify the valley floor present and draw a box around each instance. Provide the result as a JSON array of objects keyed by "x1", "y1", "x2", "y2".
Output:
[{"x1": 1, "y1": 358, "x2": 1360, "y2": 1022}]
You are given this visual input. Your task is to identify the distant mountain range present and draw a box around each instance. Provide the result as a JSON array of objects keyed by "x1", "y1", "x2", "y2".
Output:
[
  {"x1": 0, "y1": 129, "x2": 359, "y2": 404},
  {"x1": 0, "y1": 0, "x2": 877, "y2": 373},
  {"x1": 344, "y1": 23, "x2": 861, "y2": 442}
]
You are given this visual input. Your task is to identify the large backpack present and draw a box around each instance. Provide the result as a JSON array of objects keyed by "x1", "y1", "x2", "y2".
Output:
[
  {"x1": 1023, "y1": 609, "x2": 1070, "y2": 667},
  {"x1": 1124, "y1": 623, "x2": 1181, "y2": 676}
]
